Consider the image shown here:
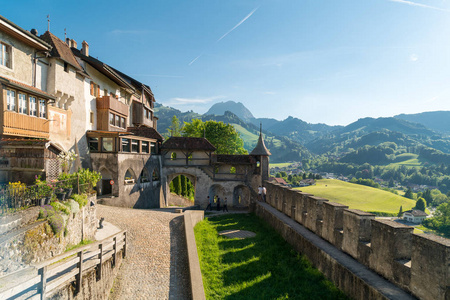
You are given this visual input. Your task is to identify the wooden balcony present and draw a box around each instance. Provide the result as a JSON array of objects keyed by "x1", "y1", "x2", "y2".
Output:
[
  {"x1": 2, "y1": 111, "x2": 49, "y2": 138},
  {"x1": 132, "y1": 101, "x2": 153, "y2": 127},
  {"x1": 96, "y1": 96, "x2": 128, "y2": 117}
]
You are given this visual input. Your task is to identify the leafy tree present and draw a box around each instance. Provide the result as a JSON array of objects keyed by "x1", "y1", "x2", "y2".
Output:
[
  {"x1": 404, "y1": 188, "x2": 414, "y2": 199},
  {"x1": 167, "y1": 115, "x2": 182, "y2": 137},
  {"x1": 182, "y1": 119, "x2": 247, "y2": 155},
  {"x1": 423, "y1": 202, "x2": 450, "y2": 236},
  {"x1": 415, "y1": 197, "x2": 427, "y2": 211},
  {"x1": 389, "y1": 178, "x2": 394, "y2": 188},
  {"x1": 398, "y1": 205, "x2": 403, "y2": 217}
]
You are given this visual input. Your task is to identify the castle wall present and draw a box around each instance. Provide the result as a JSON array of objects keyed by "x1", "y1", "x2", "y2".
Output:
[{"x1": 260, "y1": 181, "x2": 450, "y2": 300}]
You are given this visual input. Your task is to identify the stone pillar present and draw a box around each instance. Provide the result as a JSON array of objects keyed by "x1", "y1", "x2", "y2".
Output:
[
  {"x1": 304, "y1": 195, "x2": 328, "y2": 234},
  {"x1": 410, "y1": 234, "x2": 450, "y2": 300},
  {"x1": 342, "y1": 209, "x2": 375, "y2": 261},
  {"x1": 322, "y1": 202, "x2": 349, "y2": 248},
  {"x1": 369, "y1": 219, "x2": 413, "y2": 290}
]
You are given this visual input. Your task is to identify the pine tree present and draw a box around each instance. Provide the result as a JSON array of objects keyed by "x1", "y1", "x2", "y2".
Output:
[
  {"x1": 398, "y1": 205, "x2": 403, "y2": 217},
  {"x1": 404, "y1": 188, "x2": 413, "y2": 199},
  {"x1": 180, "y1": 175, "x2": 187, "y2": 197},
  {"x1": 415, "y1": 197, "x2": 427, "y2": 212}
]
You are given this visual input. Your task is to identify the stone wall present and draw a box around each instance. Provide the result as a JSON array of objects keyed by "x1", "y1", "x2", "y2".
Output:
[
  {"x1": 262, "y1": 181, "x2": 450, "y2": 300},
  {"x1": 0, "y1": 195, "x2": 97, "y2": 275}
]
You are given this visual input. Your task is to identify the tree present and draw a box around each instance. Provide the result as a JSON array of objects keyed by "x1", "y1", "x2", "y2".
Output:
[
  {"x1": 404, "y1": 188, "x2": 414, "y2": 199},
  {"x1": 415, "y1": 197, "x2": 427, "y2": 212},
  {"x1": 398, "y1": 206, "x2": 403, "y2": 217},
  {"x1": 182, "y1": 119, "x2": 247, "y2": 155},
  {"x1": 167, "y1": 115, "x2": 181, "y2": 137},
  {"x1": 388, "y1": 178, "x2": 394, "y2": 188}
]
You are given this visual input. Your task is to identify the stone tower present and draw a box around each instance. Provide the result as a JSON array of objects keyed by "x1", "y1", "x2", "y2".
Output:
[{"x1": 250, "y1": 124, "x2": 271, "y2": 185}]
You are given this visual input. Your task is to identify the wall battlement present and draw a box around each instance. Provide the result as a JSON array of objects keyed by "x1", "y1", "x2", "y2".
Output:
[{"x1": 264, "y1": 181, "x2": 449, "y2": 300}]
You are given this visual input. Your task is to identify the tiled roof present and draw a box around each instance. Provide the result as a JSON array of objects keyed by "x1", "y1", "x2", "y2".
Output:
[
  {"x1": 271, "y1": 177, "x2": 288, "y2": 185},
  {"x1": 0, "y1": 138, "x2": 48, "y2": 146},
  {"x1": 110, "y1": 67, "x2": 154, "y2": 100},
  {"x1": 0, "y1": 15, "x2": 50, "y2": 50},
  {"x1": 161, "y1": 137, "x2": 216, "y2": 151},
  {"x1": 0, "y1": 76, "x2": 54, "y2": 99},
  {"x1": 404, "y1": 210, "x2": 428, "y2": 217},
  {"x1": 250, "y1": 127, "x2": 271, "y2": 156},
  {"x1": 40, "y1": 31, "x2": 83, "y2": 71},
  {"x1": 127, "y1": 126, "x2": 163, "y2": 141}
]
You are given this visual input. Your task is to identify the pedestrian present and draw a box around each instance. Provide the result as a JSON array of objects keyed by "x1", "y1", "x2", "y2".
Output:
[
  {"x1": 223, "y1": 197, "x2": 228, "y2": 212},
  {"x1": 258, "y1": 185, "x2": 263, "y2": 201},
  {"x1": 216, "y1": 196, "x2": 221, "y2": 211},
  {"x1": 262, "y1": 185, "x2": 267, "y2": 202},
  {"x1": 205, "y1": 196, "x2": 212, "y2": 211}
]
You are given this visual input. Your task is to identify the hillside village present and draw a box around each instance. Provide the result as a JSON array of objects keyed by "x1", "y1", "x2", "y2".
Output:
[{"x1": 0, "y1": 13, "x2": 450, "y2": 300}]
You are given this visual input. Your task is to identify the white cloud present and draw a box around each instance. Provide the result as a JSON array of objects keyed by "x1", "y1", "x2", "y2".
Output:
[
  {"x1": 388, "y1": 0, "x2": 450, "y2": 12},
  {"x1": 410, "y1": 54, "x2": 419, "y2": 61},
  {"x1": 263, "y1": 91, "x2": 276, "y2": 95}
]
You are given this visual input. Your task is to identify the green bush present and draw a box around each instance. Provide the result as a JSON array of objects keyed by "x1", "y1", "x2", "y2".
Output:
[
  {"x1": 51, "y1": 201, "x2": 71, "y2": 215},
  {"x1": 48, "y1": 214, "x2": 65, "y2": 236},
  {"x1": 72, "y1": 194, "x2": 88, "y2": 207}
]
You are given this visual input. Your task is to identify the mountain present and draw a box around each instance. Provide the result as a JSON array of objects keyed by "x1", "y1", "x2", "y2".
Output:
[
  {"x1": 395, "y1": 111, "x2": 450, "y2": 134},
  {"x1": 153, "y1": 103, "x2": 202, "y2": 136},
  {"x1": 205, "y1": 101, "x2": 255, "y2": 122}
]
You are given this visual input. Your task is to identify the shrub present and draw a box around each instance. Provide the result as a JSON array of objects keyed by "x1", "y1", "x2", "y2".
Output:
[
  {"x1": 38, "y1": 205, "x2": 56, "y2": 219},
  {"x1": 72, "y1": 194, "x2": 88, "y2": 207},
  {"x1": 51, "y1": 201, "x2": 71, "y2": 215},
  {"x1": 65, "y1": 199, "x2": 80, "y2": 214},
  {"x1": 48, "y1": 213, "x2": 65, "y2": 236}
]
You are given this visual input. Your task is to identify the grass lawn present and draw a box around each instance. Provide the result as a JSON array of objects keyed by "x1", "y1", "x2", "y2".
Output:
[
  {"x1": 297, "y1": 179, "x2": 416, "y2": 215},
  {"x1": 270, "y1": 162, "x2": 294, "y2": 168},
  {"x1": 385, "y1": 153, "x2": 426, "y2": 168},
  {"x1": 194, "y1": 213, "x2": 348, "y2": 300}
]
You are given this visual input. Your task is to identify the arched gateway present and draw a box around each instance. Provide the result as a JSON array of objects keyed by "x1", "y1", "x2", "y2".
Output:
[{"x1": 160, "y1": 127, "x2": 271, "y2": 209}]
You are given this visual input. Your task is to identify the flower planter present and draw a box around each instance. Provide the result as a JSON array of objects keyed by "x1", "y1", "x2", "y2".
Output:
[
  {"x1": 124, "y1": 179, "x2": 135, "y2": 184},
  {"x1": 56, "y1": 193, "x2": 66, "y2": 201}
]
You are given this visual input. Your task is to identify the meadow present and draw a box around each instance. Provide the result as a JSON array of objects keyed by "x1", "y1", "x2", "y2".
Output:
[
  {"x1": 194, "y1": 213, "x2": 348, "y2": 300},
  {"x1": 297, "y1": 179, "x2": 416, "y2": 215}
]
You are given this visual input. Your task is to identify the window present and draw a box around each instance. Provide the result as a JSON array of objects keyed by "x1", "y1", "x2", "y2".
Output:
[
  {"x1": 88, "y1": 137, "x2": 99, "y2": 151},
  {"x1": 39, "y1": 100, "x2": 46, "y2": 118},
  {"x1": 90, "y1": 82, "x2": 99, "y2": 96},
  {"x1": 29, "y1": 96, "x2": 37, "y2": 116},
  {"x1": 124, "y1": 169, "x2": 135, "y2": 183},
  {"x1": 121, "y1": 117, "x2": 126, "y2": 128},
  {"x1": 0, "y1": 42, "x2": 11, "y2": 68},
  {"x1": 171, "y1": 152, "x2": 177, "y2": 160},
  {"x1": 131, "y1": 140, "x2": 139, "y2": 152},
  {"x1": 115, "y1": 115, "x2": 120, "y2": 127},
  {"x1": 104, "y1": 89, "x2": 108, "y2": 96},
  {"x1": 140, "y1": 169, "x2": 149, "y2": 183},
  {"x1": 90, "y1": 111, "x2": 94, "y2": 124},
  {"x1": 6, "y1": 90, "x2": 15, "y2": 111},
  {"x1": 122, "y1": 138, "x2": 130, "y2": 152},
  {"x1": 151, "y1": 142, "x2": 156, "y2": 154},
  {"x1": 102, "y1": 137, "x2": 114, "y2": 152},
  {"x1": 18, "y1": 94, "x2": 27, "y2": 114},
  {"x1": 109, "y1": 112, "x2": 115, "y2": 125},
  {"x1": 64, "y1": 62, "x2": 69, "y2": 73},
  {"x1": 90, "y1": 81, "x2": 94, "y2": 96},
  {"x1": 142, "y1": 141, "x2": 149, "y2": 153}
]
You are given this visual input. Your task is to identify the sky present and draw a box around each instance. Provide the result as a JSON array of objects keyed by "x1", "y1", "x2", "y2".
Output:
[{"x1": 3, "y1": 0, "x2": 450, "y2": 125}]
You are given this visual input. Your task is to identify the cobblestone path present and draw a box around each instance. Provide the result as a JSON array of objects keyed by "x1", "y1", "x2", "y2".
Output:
[{"x1": 96, "y1": 205, "x2": 191, "y2": 300}]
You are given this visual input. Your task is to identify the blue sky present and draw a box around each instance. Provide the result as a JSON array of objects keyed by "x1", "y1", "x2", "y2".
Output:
[{"x1": 4, "y1": 0, "x2": 450, "y2": 125}]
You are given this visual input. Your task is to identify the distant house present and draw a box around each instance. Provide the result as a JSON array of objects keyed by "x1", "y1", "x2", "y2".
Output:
[
  {"x1": 403, "y1": 210, "x2": 428, "y2": 224},
  {"x1": 298, "y1": 179, "x2": 315, "y2": 187},
  {"x1": 270, "y1": 177, "x2": 288, "y2": 186}
]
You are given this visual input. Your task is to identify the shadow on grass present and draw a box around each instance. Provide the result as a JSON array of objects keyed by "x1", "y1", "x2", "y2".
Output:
[{"x1": 198, "y1": 214, "x2": 348, "y2": 300}]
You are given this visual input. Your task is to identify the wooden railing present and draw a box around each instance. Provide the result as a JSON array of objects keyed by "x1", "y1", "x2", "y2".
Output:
[
  {"x1": 96, "y1": 96, "x2": 128, "y2": 117},
  {"x1": 0, "y1": 230, "x2": 127, "y2": 300},
  {"x1": 2, "y1": 111, "x2": 49, "y2": 138}
]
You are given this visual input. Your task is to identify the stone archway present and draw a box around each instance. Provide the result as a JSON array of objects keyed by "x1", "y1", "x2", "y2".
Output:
[
  {"x1": 99, "y1": 168, "x2": 113, "y2": 196},
  {"x1": 167, "y1": 173, "x2": 196, "y2": 207},
  {"x1": 208, "y1": 184, "x2": 225, "y2": 200},
  {"x1": 233, "y1": 185, "x2": 251, "y2": 207}
]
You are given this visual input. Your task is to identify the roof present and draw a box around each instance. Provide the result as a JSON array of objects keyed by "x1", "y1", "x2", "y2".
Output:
[
  {"x1": 404, "y1": 210, "x2": 428, "y2": 217},
  {"x1": 0, "y1": 76, "x2": 55, "y2": 99},
  {"x1": 71, "y1": 48, "x2": 134, "y2": 91},
  {"x1": 250, "y1": 126, "x2": 271, "y2": 156},
  {"x1": 0, "y1": 138, "x2": 48, "y2": 146},
  {"x1": 214, "y1": 155, "x2": 255, "y2": 164},
  {"x1": 0, "y1": 15, "x2": 50, "y2": 51},
  {"x1": 40, "y1": 31, "x2": 83, "y2": 71},
  {"x1": 127, "y1": 126, "x2": 163, "y2": 141},
  {"x1": 270, "y1": 177, "x2": 288, "y2": 185},
  {"x1": 110, "y1": 67, "x2": 154, "y2": 101},
  {"x1": 161, "y1": 137, "x2": 216, "y2": 151}
]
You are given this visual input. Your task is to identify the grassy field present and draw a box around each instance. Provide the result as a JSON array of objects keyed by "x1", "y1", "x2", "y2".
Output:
[
  {"x1": 270, "y1": 162, "x2": 294, "y2": 168},
  {"x1": 297, "y1": 179, "x2": 416, "y2": 215},
  {"x1": 387, "y1": 153, "x2": 422, "y2": 167},
  {"x1": 194, "y1": 213, "x2": 348, "y2": 300}
]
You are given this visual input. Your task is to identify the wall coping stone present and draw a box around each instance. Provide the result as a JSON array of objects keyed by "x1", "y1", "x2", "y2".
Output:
[
  {"x1": 372, "y1": 219, "x2": 413, "y2": 229},
  {"x1": 324, "y1": 201, "x2": 349, "y2": 208},
  {"x1": 344, "y1": 209, "x2": 376, "y2": 217},
  {"x1": 413, "y1": 232, "x2": 450, "y2": 246},
  {"x1": 308, "y1": 196, "x2": 329, "y2": 202}
]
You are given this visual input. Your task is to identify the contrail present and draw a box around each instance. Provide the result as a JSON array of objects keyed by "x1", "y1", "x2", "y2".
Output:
[
  {"x1": 189, "y1": 53, "x2": 203, "y2": 66},
  {"x1": 217, "y1": 7, "x2": 259, "y2": 42},
  {"x1": 388, "y1": 0, "x2": 449, "y2": 12}
]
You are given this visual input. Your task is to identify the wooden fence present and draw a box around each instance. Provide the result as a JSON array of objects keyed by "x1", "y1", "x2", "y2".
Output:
[{"x1": 0, "y1": 230, "x2": 127, "y2": 300}]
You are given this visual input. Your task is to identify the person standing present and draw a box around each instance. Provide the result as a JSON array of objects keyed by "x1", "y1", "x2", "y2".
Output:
[
  {"x1": 205, "y1": 196, "x2": 212, "y2": 211},
  {"x1": 262, "y1": 185, "x2": 267, "y2": 202},
  {"x1": 216, "y1": 196, "x2": 221, "y2": 211},
  {"x1": 258, "y1": 185, "x2": 263, "y2": 201},
  {"x1": 223, "y1": 197, "x2": 228, "y2": 212}
]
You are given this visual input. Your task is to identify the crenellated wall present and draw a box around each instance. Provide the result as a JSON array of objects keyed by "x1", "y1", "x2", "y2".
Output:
[{"x1": 262, "y1": 181, "x2": 449, "y2": 300}]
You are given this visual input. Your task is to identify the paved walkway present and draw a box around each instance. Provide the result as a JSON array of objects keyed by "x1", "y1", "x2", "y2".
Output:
[{"x1": 96, "y1": 205, "x2": 191, "y2": 300}]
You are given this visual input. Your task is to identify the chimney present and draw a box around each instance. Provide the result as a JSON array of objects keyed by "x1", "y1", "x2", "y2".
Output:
[
  {"x1": 30, "y1": 29, "x2": 38, "y2": 36},
  {"x1": 81, "y1": 40, "x2": 89, "y2": 56},
  {"x1": 71, "y1": 39, "x2": 77, "y2": 49},
  {"x1": 66, "y1": 38, "x2": 70, "y2": 46}
]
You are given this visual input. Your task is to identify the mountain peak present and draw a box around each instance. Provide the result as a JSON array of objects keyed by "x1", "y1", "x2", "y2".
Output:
[{"x1": 205, "y1": 101, "x2": 255, "y2": 121}]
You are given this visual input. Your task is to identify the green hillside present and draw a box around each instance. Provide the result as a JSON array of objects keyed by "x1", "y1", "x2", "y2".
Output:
[
  {"x1": 296, "y1": 179, "x2": 416, "y2": 215},
  {"x1": 387, "y1": 153, "x2": 422, "y2": 167}
]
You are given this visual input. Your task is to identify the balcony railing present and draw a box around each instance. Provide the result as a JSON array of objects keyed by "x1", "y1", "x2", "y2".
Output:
[
  {"x1": 96, "y1": 96, "x2": 128, "y2": 117},
  {"x1": 2, "y1": 111, "x2": 49, "y2": 138}
]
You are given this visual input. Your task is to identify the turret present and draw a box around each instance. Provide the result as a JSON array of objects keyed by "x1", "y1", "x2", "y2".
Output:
[{"x1": 250, "y1": 124, "x2": 271, "y2": 184}]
